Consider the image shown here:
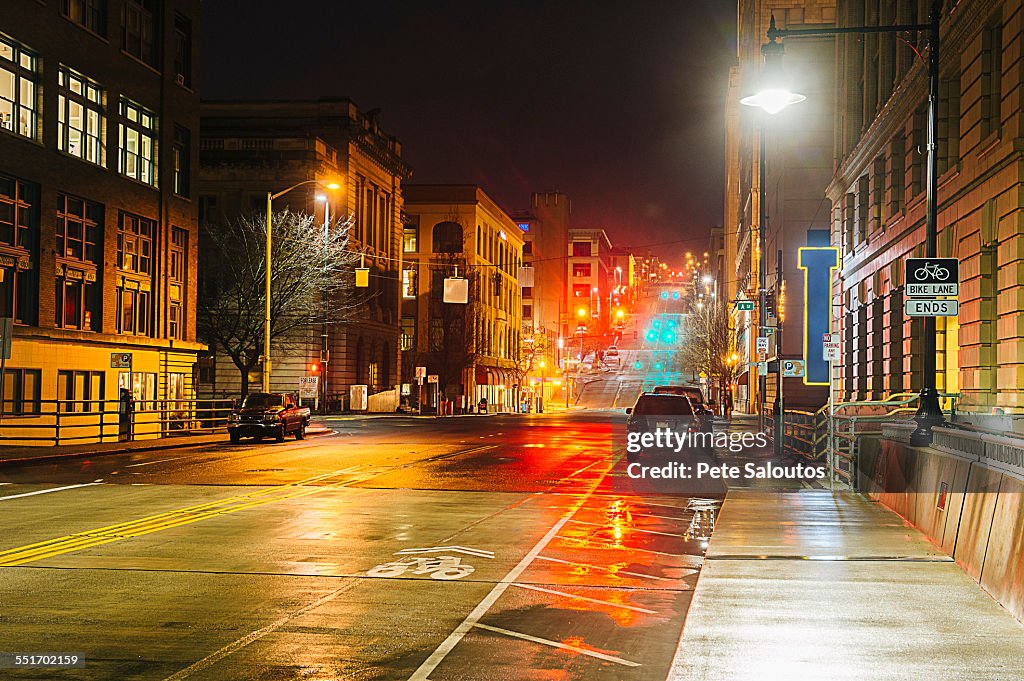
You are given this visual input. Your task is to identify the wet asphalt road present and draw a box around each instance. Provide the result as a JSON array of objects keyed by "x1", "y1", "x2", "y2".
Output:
[{"x1": 0, "y1": 411, "x2": 723, "y2": 681}]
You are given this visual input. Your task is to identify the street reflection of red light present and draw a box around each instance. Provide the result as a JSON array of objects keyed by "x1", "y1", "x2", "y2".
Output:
[{"x1": 560, "y1": 636, "x2": 629, "y2": 658}]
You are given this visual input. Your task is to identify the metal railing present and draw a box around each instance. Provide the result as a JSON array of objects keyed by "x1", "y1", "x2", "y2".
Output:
[
  {"x1": 0, "y1": 398, "x2": 236, "y2": 447},
  {"x1": 770, "y1": 392, "x2": 960, "y2": 489}
]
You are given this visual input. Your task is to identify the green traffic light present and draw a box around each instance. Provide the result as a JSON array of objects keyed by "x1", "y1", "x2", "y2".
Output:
[
  {"x1": 646, "y1": 330, "x2": 657, "y2": 342},
  {"x1": 634, "y1": 361, "x2": 643, "y2": 370}
]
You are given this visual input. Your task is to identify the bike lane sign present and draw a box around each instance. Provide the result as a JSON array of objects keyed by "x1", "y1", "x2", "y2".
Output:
[{"x1": 905, "y1": 258, "x2": 959, "y2": 297}]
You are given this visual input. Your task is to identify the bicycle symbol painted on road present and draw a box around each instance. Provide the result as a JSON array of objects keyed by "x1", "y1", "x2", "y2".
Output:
[
  {"x1": 913, "y1": 262, "x2": 950, "y2": 281},
  {"x1": 367, "y1": 555, "x2": 475, "y2": 580},
  {"x1": 366, "y1": 545, "x2": 494, "y2": 581}
]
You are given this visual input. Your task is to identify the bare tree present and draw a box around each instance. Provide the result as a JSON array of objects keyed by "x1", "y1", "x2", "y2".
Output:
[
  {"x1": 681, "y1": 298, "x2": 739, "y2": 399},
  {"x1": 198, "y1": 209, "x2": 361, "y2": 394}
]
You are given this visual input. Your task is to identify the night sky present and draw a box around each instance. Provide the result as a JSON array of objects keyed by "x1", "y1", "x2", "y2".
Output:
[{"x1": 202, "y1": 1, "x2": 737, "y2": 263}]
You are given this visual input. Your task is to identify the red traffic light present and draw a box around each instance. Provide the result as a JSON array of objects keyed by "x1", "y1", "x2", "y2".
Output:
[{"x1": 309, "y1": 363, "x2": 319, "y2": 372}]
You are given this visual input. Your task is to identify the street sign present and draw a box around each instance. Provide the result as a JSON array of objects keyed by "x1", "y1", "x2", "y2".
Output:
[
  {"x1": 905, "y1": 298, "x2": 959, "y2": 317},
  {"x1": 298, "y1": 376, "x2": 319, "y2": 399},
  {"x1": 823, "y1": 333, "x2": 840, "y2": 362},
  {"x1": 782, "y1": 359, "x2": 805, "y2": 378},
  {"x1": 735, "y1": 301, "x2": 755, "y2": 311},
  {"x1": 757, "y1": 361, "x2": 768, "y2": 376},
  {"x1": 764, "y1": 327, "x2": 775, "y2": 335},
  {"x1": 110, "y1": 352, "x2": 133, "y2": 368},
  {"x1": 427, "y1": 374, "x2": 439, "y2": 384},
  {"x1": 0, "y1": 317, "x2": 12, "y2": 360},
  {"x1": 755, "y1": 337, "x2": 769, "y2": 353},
  {"x1": 905, "y1": 258, "x2": 959, "y2": 297},
  {"x1": 415, "y1": 366, "x2": 427, "y2": 379}
]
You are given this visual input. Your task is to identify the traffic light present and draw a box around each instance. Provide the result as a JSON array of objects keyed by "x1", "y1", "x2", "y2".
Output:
[
  {"x1": 765, "y1": 291, "x2": 777, "y2": 317},
  {"x1": 672, "y1": 291, "x2": 680, "y2": 300},
  {"x1": 615, "y1": 308, "x2": 625, "y2": 320},
  {"x1": 309, "y1": 362, "x2": 319, "y2": 373},
  {"x1": 634, "y1": 361, "x2": 643, "y2": 370},
  {"x1": 646, "y1": 330, "x2": 658, "y2": 342},
  {"x1": 576, "y1": 305, "x2": 589, "y2": 319},
  {"x1": 661, "y1": 291, "x2": 669, "y2": 300},
  {"x1": 662, "y1": 331, "x2": 675, "y2": 343}
]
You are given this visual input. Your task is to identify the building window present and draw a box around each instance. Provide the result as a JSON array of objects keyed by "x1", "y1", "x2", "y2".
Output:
[
  {"x1": 55, "y1": 195, "x2": 102, "y2": 332},
  {"x1": 169, "y1": 226, "x2": 187, "y2": 339},
  {"x1": 119, "y1": 370, "x2": 155, "y2": 409},
  {"x1": 522, "y1": 286, "x2": 533, "y2": 297},
  {"x1": 2, "y1": 368, "x2": 41, "y2": 415},
  {"x1": 172, "y1": 12, "x2": 192, "y2": 87},
  {"x1": 58, "y1": 66, "x2": 105, "y2": 166},
  {"x1": 62, "y1": 0, "x2": 107, "y2": 36},
  {"x1": 573, "y1": 284, "x2": 589, "y2": 297},
  {"x1": 889, "y1": 134, "x2": 905, "y2": 214},
  {"x1": 403, "y1": 222, "x2": 419, "y2": 253},
  {"x1": 981, "y1": 22, "x2": 1001, "y2": 139},
  {"x1": 0, "y1": 35, "x2": 40, "y2": 141},
  {"x1": 117, "y1": 212, "x2": 154, "y2": 275},
  {"x1": 523, "y1": 304, "x2": 533, "y2": 319},
  {"x1": 119, "y1": 97, "x2": 157, "y2": 186},
  {"x1": 572, "y1": 241, "x2": 592, "y2": 257},
  {"x1": 429, "y1": 318, "x2": 444, "y2": 351},
  {"x1": 522, "y1": 241, "x2": 533, "y2": 255},
  {"x1": 116, "y1": 285, "x2": 151, "y2": 336},
  {"x1": 55, "y1": 276, "x2": 98, "y2": 331},
  {"x1": 57, "y1": 369, "x2": 104, "y2": 413},
  {"x1": 572, "y1": 263, "x2": 592, "y2": 277},
  {"x1": 0, "y1": 174, "x2": 38, "y2": 325},
  {"x1": 402, "y1": 267, "x2": 417, "y2": 299},
  {"x1": 172, "y1": 125, "x2": 190, "y2": 197},
  {"x1": 56, "y1": 194, "x2": 102, "y2": 264},
  {"x1": 122, "y1": 0, "x2": 159, "y2": 67},
  {"x1": 938, "y1": 73, "x2": 961, "y2": 175},
  {"x1": 400, "y1": 317, "x2": 415, "y2": 351}
]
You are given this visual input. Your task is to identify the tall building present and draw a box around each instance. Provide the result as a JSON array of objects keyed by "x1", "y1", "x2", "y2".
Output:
[
  {"x1": 826, "y1": 0, "x2": 1024, "y2": 418},
  {"x1": 567, "y1": 228, "x2": 614, "y2": 336},
  {"x1": 512, "y1": 192, "x2": 571, "y2": 353},
  {"x1": 402, "y1": 185, "x2": 524, "y2": 412},
  {"x1": 725, "y1": 0, "x2": 836, "y2": 412},
  {"x1": 198, "y1": 99, "x2": 410, "y2": 405},
  {"x1": 0, "y1": 0, "x2": 203, "y2": 441}
]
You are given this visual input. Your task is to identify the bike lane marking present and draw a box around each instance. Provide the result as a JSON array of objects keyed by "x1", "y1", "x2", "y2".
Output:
[
  {"x1": 509, "y1": 582, "x2": 658, "y2": 614},
  {"x1": 471, "y1": 623, "x2": 641, "y2": 667},
  {"x1": 0, "y1": 483, "x2": 101, "y2": 501},
  {"x1": 407, "y1": 464, "x2": 615, "y2": 681}
]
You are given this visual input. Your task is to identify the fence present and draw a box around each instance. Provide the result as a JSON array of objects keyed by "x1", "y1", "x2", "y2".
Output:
[
  {"x1": 0, "y1": 397, "x2": 236, "y2": 447},
  {"x1": 769, "y1": 392, "x2": 960, "y2": 489}
]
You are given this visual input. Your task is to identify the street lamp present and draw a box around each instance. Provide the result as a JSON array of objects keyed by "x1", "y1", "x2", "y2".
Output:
[
  {"x1": 264, "y1": 179, "x2": 341, "y2": 393},
  {"x1": 743, "y1": 3, "x2": 943, "y2": 444}
]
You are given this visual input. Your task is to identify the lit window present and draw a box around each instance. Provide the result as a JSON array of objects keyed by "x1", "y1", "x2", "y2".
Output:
[
  {"x1": 119, "y1": 97, "x2": 157, "y2": 186},
  {"x1": 58, "y1": 66, "x2": 105, "y2": 166},
  {"x1": 0, "y1": 35, "x2": 40, "y2": 141},
  {"x1": 400, "y1": 317, "x2": 415, "y2": 351}
]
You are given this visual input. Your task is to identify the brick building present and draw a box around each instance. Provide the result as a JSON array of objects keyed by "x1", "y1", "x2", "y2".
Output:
[
  {"x1": 0, "y1": 0, "x2": 203, "y2": 440},
  {"x1": 826, "y1": 0, "x2": 1024, "y2": 417},
  {"x1": 198, "y1": 99, "x2": 410, "y2": 406},
  {"x1": 402, "y1": 185, "x2": 524, "y2": 412}
]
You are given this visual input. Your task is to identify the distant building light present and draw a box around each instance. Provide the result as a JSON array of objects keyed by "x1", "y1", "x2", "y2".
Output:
[{"x1": 517, "y1": 222, "x2": 530, "y2": 231}]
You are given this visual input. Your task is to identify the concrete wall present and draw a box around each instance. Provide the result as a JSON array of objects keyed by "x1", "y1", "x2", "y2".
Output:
[{"x1": 865, "y1": 438, "x2": 1024, "y2": 623}]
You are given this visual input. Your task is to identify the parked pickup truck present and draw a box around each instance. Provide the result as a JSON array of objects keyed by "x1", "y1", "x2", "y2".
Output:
[{"x1": 227, "y1": 392, "x2": 311, "y2": 443}]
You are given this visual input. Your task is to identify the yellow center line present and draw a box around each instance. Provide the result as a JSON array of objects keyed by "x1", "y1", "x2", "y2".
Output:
[{"x1": 0, "y1": 468, "x2": 374, "y2": 568}]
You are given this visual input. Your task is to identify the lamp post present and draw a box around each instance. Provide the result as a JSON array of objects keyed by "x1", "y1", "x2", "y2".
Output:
[
  {"x1": 264, "y1": 179, "x2": 340, "y2": 393},
  {"x1": 742, "y1": 1, "x2": 943, "y2": 444}
]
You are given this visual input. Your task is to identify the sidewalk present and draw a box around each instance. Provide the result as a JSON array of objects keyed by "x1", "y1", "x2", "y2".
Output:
[
  {"x1": 0, "y1": 422, "x2": 333, "y2": 467},
  {"x1": 669, "y1": 490, "x2": 1024, "y2": 680}
]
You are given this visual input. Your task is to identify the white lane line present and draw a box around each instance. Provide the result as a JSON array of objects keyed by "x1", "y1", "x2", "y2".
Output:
[
  {"x1": 125, "y1": 456, "x2": 187, "y2": 468},
  {"x1": 565, "y1": 460, "x2": 602, "y2": 478},
  {"x1": 634, "y1": 500, "x2": 693, "y2": 511},
  {"x1": 511, "y1": 582, "x2": 658, "y2": 614},
  {"x1": 0, "y1": 482, "x2": 9, "y2": 486},
  {"x1": 567, "y1": 518, "x2": 686, "y2": 537},
  {"x1": 535, "y1": 554, "x2": 693, "y2": 581},
  {"x1": 408, "y1": 466, "x2": 613, "y2": 681},
  {"x1": 555, "y1": 535, "x2": 704, "y2": 565},
  {"x1": 472, "y1": 623, "x2": 641, "y2": 667},
  {"x1": 0, "y1": 482, "x2": 100, "y2": 501}
]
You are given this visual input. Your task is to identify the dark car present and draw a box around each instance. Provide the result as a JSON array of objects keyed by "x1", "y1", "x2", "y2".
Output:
[
  {"x1": 625, "y1": 393, "x2": 697, "y2": 434},
  {"x1": 227, "y1": 392, "x2": 311, "y2": 443},
  {"x1": 654, "y1": 385, "x2": 714, "y2": 416}
]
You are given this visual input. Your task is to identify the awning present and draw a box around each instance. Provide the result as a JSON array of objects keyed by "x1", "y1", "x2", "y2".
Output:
[{"x1": 736, "y1": 370, "x2": 749, "y2": 386}]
